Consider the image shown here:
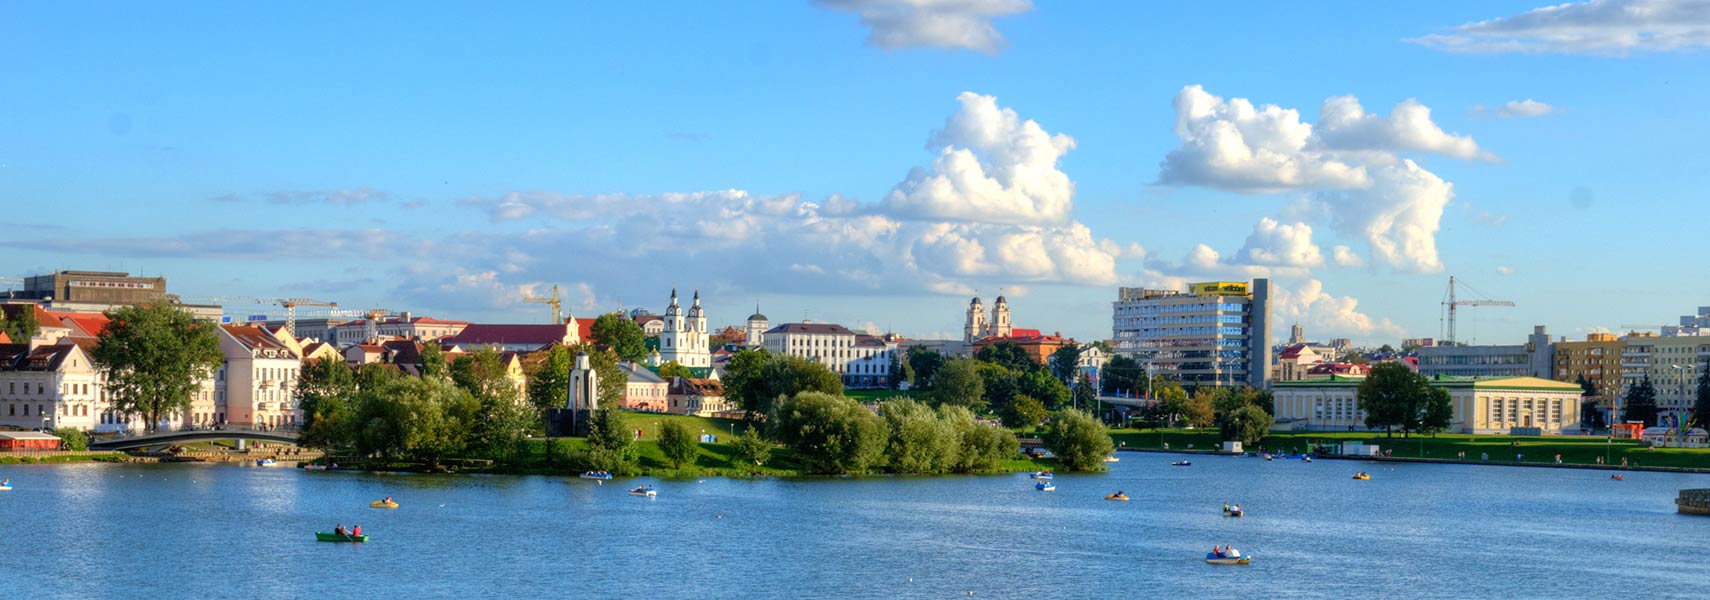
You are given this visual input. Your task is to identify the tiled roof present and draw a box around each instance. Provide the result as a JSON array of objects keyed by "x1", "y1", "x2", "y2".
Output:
[
  {"x1": 49, "y1": 312, "x2": 111, "y2": 337},
  {"x1": 222, "y1": 325, "x2": 297, "y2": 357},
  {"x1": 853, "y1": 334, "x2": 888, "y2": 348},
  {"x1": 765, "y1": 322, "x2": 856, "y2": 335},
  {"x1": 1, "y1": 305, "x2": 68, "y2": 331},
  {"x1": 621, "y1": 363, "x2": 666, "y2": 384},
  {"x1": 0, "y1": 332, "x2": 9, "y2": 344},
  {"x1": 0, "y1": 344, "x2": 78, "y2": 372},
  {"x1": 1010, "y1": 328, "x2": 1043, "y2": 338},
  {"x1": 380, "y1": 339, "x2": 424, "y2": 364},
  {"x1": 669, "y1": 377, "x2": 724, "y2": 397},
  {"x1": 634, "y1": 315, "x2": 663, "y2": 325},
  {"x1": 444, "y1": 324, "x2": 570, "y2": 348},
  {"x1": 1278, "y1": 343, "x2": 1313, "y2": 360}
]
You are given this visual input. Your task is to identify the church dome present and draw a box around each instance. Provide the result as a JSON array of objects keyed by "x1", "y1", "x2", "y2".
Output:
[
  {"x1": 970, "y1": 296, "x2": 983, "y2": 306},
  {"x1": 748, "y1": 312, "x2": 767, "y2": 321},
  {"x1": 995, "y1": 295, "x2": 1007, "y2": 304}
]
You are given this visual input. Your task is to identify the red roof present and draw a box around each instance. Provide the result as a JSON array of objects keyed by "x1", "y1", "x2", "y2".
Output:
[
  {"x1": 0, "y1": 332, "x2": 9, "y2": 344},
  {"x1": 2, "y1": 305, "x2": 67, "y2": 331},
  {"x1": 574, "y1": 318, "x2": 595, "y2": 340},
  {"x1": 1010, "y1": 328, "x2": 1043, "y2": 338},
  {"x1": 1278, "y1": 343, "x2": 1311, "y2": 360},
  {"x1": 48, "y1": 311, "x2": 112, "y2": 337},
  {"x1": 445, "y1": 324, "x2": 573, "y2": 349}
]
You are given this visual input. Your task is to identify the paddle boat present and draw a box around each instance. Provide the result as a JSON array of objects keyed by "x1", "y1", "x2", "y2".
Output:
[
  {"x1": 1262, "y1": 454, "x2": 1273, "y2": 461},
  {"x1": 580, "y1": 471, "x2": 614, "y2": 480},
  {"x1": 1205, "y1": 555, "x2": 1251, "y2": 566},
  {"x1": 1035, "y1": 481, "x2": 1056, "y2": 492},
  {"x1": 316, "y1": 532, "x2": 368, "y2": 543},
  {"x1": 301, "y1": 464, "x2": 328, "y2": 471},
  {"x1": 1031, "y1": 471, "x2": 1054, "y2": 480},
  {"x1": 1610, "y1": 474, "x2": 1624, "y2": 481},
  {"x1": 1223, "y1": 506, "x2": 1244, "y2": 518},
  {"x1": 370, "y1": 497, "x2": 398, "y2": 509},
  {"x1": 1171, "y1": 460, "x2": 1192, "y2": 467},
  {"x1": 1105, "y1": 491, "x2": 1130, "y2": 501},
  {"x1": 629, "y1": 485, "x2": 657, "y2": 497},
  {"x1": 255, "y1": 458, "x2": 278, "y2": 467},
  {"x1": 0, "y1": 478, "x2": 10, "y2": 491},
  {"x1": 1302, "y1": 456, "x2": 1313, "y2": 463},
  {"x1": 1352, "y1": 472, "x2": 1371, "y2": 481}
]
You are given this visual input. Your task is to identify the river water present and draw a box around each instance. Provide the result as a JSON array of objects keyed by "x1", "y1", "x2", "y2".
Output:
[{"x1": 1, "y1": 455, "x2": 1706, "y2": 599}]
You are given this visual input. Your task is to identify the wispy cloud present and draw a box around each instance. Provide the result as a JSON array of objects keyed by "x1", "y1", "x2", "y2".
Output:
[
  {"x1": 1473, "y1": 99, "x2": 1559, "y2": 119},
  {"x1": 817, "y1": 0, "x2": 1033, "y2": 54},
  {"x1": 1408, "y1": 0, "x2": 1710, "y2": 55},
  {"x1": 210, "y1": 186, "x2": 392, "y2": 206}
]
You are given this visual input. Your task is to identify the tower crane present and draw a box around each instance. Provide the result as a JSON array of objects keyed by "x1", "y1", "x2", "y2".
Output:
[
  {"x1": 179, "y1": 296, "x2": 340, "y2": 333},
  {"x1": 523, "y1": 285, "x2": 564, "y2": 325},
  {"x1": 1441, "y1": 276, "x2": 1513, "y2": 346}
]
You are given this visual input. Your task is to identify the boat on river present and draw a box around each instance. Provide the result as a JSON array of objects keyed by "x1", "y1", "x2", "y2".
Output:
[
  {"x1": 1036, "y1": 482, "x2": 1056, "y2": 492},
  {"x1": 1172, "y1": 461, "x2": 1192, "y2": 467},
  {"x1": 1031, "y1": 471, "x2": 1054, "y2": 479},
  {"x1": 370, "y1": 499, "x2": 399, "y2": 509},
  {"x1": 580, "y1": 471, "x2": 614, "y2": 480},
  {"x1": 630, "y1": 485, "x2": 657, "y2": 497},
  {"x1": 1105, "y1": 492, "x2": 1129, "y2": 501},
  {"x1": 255, "y1": 459, "x2": 277, "y2": 467},
  {"x1": 1352, "y1": 472, "x2": 1371, "y2": 480},
  {"x1": 1205, "y1": 555, "x2": 1250, "y2": 565},
  {"x1": 1223, "y1": 508, "x2": 1243, "y2": 517},
  {"x1": 316, "y1": 532, "x2": 368, "y2": 543},
  {"x1": 1104, "y1": 455, "x2": 1120, "y2": 463}
]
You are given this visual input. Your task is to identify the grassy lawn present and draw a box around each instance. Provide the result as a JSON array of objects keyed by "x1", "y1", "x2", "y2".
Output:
[
  {"x1": 1108, "y1": 428, "x2": 1710, "y2": 469},
  {"x1": 617, "y1": 412, "x2": 750, "y2": 442},
  {"x1": 844, "y1": 389, "x2": 927, "y2": 403},
  {"x1": 0, "y1": 453, "x2": 128, "y2": 464}
]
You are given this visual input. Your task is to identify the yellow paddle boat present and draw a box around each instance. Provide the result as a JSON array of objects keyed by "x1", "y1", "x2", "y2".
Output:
[
  {"x1": 1105, "y1": 492, "x2": 1130, "y2": 501},
  {"x1": 1352, "y1": 472, "x2": 1370, "y2": 481},
  {"x1": 370, "y1": 498, "x2": 399, "y2": 509}
]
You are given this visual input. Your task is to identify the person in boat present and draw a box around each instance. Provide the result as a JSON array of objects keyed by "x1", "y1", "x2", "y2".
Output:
[
  {"x1": 383, "y1": 496, "x2": 393, "y2": 504},
  {"x1": 1223, "y1": 502, "x2": 1230, "y2": 512},
  {"x1": 1226, "y1": 546, "x2": 1241, "y2": 558},
  {"x1": 334, "y1": 524, "x2": 345, "y2": 536},
  {"x1": 2, "y1": 478, "x2": 9, "y2": 486},
  {"x1": 352, "y1": 525, "x2": 362, "y2": 537},
  {"x1": 1211, "y1": 545, "x2": 1222, "y2": 558}
]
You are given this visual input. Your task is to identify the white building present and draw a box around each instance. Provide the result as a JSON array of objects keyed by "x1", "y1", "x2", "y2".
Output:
[
  {"x1": 1619, "y1": 334, "x2": 1710, "y2": 423},
  {"x1": 217, "y1": 325, "x2": 302, "y2": 428},
  {"x1": 1111, "y1": 280, "x2": 1272, "y2": 389},
  {"x1": 962, "y1": 296, "x2": 1014, "y2": 342},
  {"x1": 762, "y1": 322, "x2": 899, "y2": 388},
  {"x1": 659, "y1": 289, "x2": 711, "y2": 368},
  {"x1": 1417, "y1": 325, "x2": 1553, "y2": 379},
  {"x1": 745, "y1": 305, "x2": 769, "y2": 347},
  {"x1": 1272, "y1": 375, "x2": 1583, "y2": 435},
  {"x1": 0, "y1": 342, "x2": 100, "y2": 431}
]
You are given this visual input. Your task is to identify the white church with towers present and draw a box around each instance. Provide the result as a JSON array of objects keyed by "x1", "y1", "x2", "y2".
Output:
[
  {"x1": 963, "y1": 294, "x2": 1013, "y2": 343},
  {"x1": 659, "y1": 288, "x2": 712, "y2": 368}
]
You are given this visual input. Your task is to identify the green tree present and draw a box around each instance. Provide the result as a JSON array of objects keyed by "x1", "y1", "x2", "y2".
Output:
[
  {"x1": 584, "y1": 406, "x2": 637, "y2": 473},
  {"x1": 657, "y1": 361, "x2": 693, "y2": 380},
  {"x1": 590, "y1": 313, "x2": 647, "y2": 361},
  {"x1": 1420, "y1": 386, "x2": 1454, "y2": 435},
  {"x1": 1043, "y1": 409, "x2": 1114, "y2": 471},
  {"x1": 418, "y1": 343, "x2": 447, "y2": 379},
  {"x1": 353, "y1": 375, "x2": 480, "y2": 465},
  {"x1": 1017, "y1": 369, "x2": 1071, "y2": 410},
  {"x1": 450, "y1": 348, "x2": 532, "y2": 454},
  {"x1": 940, "y1": 404, "x2": 1019, "y2": 472},
  {"x1": 297, "y1": 357, "x2": 359, "y2": 451},
  {"x1": 1694, "y1": 367, "x2": 1710, "y2": 430},
  {"x1": 731, "y1": 425, "x2": 775, "y2": 468},
  {"x1": 4, "y1": 305, "x2": 39, "y2": 343},
  {"x1": 1622, "y1": 378, "x2": 1659, "y2": 426},
  {"x1": 977, "y1": 362, "x2": 1018, "y2": 410},
  {"x1": 563, "y1": 343, "x2": 626, "y2": 409},
  {"x1": 1072, "y1": 374, "x2": 1096, "y2": 411},
  {"x1": 90, "y1": 303, "x2": 224, "y2": 432},
  {"x1": 722, "y1": 348, "x2": 772, "y2": 420},
  {"x1": 887, "y1": 354, "x2": 913, "y2": 390},
  {"x1": 526, "y1": 346, "x2": 572, "y2": 413},
  {"x1": 769, "y1": 391, "x2": 886, "y2": 474},
  {"x1": 1182, "y1": 393, "x2": 1215, "y2": 428},
  {"x1": 657, "y1": 420, "x2": 698, "y2": 469},
  {"x1": 1358, "y1": 362, "x2": 1442, "y2": 437},
  {"x1": 1100, "y1": 355, "x2": 1143, "y2": 395},
  {"x1": 932, "y1": 358, "x2": 985, "y2": 410},
  {"x1": 1047, "y1": 345, "x2": 1082, "y2": 382},
  {"x1": 907, "y1": 346, "x2": 945, "y2": 388},
  {"x1": 1001, "y1": 394, "x2": 1048, "y2": 429},
  {"x1": 976, "y1": 341, "x2": 1037, "y2": 373},
  {"x1": 882, "y1": 399, "x2": 958, "y2": 474},
  {"x1": 54, "y1": 427, "x2": 88, "y2": 451},
  {"x1": 1226, "y1": 405, "x2": 1272, "y2": 447}
]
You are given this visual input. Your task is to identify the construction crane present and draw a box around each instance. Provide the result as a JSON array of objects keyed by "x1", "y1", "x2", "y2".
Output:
[
  {"x1": 181, "y1": 296, "x2": 340, "y2": 334},
  {"x1": 523, "y1": 284, "x2": 564, "y2": 325},
  {"x1": 1441, "y1": 276, "x2": 1514, "y2": 346}
]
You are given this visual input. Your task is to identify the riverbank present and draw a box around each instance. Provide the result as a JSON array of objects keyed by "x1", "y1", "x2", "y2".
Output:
[
  {"x1": 1108, "y1": 428, "x2": 1710, "y2": 472},
  {"x1": 0, "y1": 451, "x2": 131, "y2": 465},
  {"x1": 319, "y1": 437, "x2": 1058, "y2": 479}
]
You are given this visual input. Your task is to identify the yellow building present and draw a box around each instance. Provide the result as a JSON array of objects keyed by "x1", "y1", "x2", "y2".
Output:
[
  {"x1": 1553, "y1": 333, "x2": 1623, "y2": 420},
  {"x1": 1273, "y1": 375, "x2": 1584, "y2": 434}
]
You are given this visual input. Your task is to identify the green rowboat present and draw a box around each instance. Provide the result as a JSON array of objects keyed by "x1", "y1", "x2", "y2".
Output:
[{"x1": 316, "y1": 532, "x2": 368, "y2": 543}]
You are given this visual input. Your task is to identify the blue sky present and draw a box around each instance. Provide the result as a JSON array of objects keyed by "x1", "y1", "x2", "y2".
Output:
[{"x1": 3, "y1": 1, "x2": 1707, "y2": 345}]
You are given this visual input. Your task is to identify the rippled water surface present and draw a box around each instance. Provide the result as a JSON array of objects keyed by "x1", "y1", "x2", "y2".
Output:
[{"x1": 2, "y1": 455, "x2": 1707, "y2": 599}]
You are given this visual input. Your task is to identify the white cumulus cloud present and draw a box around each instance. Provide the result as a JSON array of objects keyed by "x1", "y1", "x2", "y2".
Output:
[
  {"x1": 1408, "y1": 0, "x2": 1710, "y2": 55},
  {"x1": 1157, "y1": 85, "x2": 1479, "y2": 274},
  {"x1": 1235, "y1": 218, "x2": 1323, "y2": 267},
  {"x1": 817, "y1": 0, "x2": 1033, "y2": 54},
  {"x1": 883, "y1": 92, "x2": 1077, "y2": 225},
  {"x1": 1481, "y1": 99, "x2": 1559, "y2": 118},
  {"x1": 1331, "y1": 245, "x2": 1366, "y2": 267},
  {"x1": 1271, "y1": 279, "x2": 1405, "y2": 340}
]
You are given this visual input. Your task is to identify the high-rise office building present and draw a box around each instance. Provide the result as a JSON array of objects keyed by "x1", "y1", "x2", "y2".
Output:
[{"x1": 1111, "y1": 279, "x2": 1271, "y2": 389}]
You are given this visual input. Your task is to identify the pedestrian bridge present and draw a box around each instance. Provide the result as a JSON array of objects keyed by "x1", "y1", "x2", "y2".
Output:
[{"x1": 90, "y1": 428, "x2": 300, "y2": 451}]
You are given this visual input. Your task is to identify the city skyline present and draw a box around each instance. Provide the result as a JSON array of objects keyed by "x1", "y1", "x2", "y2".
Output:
[{"x1": 4, "y1": 1, "x2": 1709, "y2": 344}]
